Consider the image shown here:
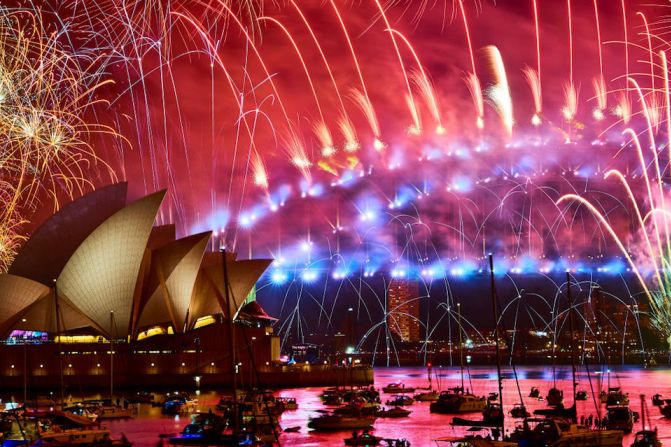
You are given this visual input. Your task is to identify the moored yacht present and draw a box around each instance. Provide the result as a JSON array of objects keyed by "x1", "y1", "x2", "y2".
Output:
[
  {"x1": 382, "y1": 382, "x2": 415, "y2": 394},
  {"x1": 601, "y1": 387, "x2": 629, "y2": 406},
  {"x1": 430, "y1": 388, "x2": 487, "y2": 414},
  {"x1": 30, "y1": 411, "x2": 132, "y2": 447},
  {"x1": 95, "y1": 405, "x2": 135, "y2": 420},
  {"x1": 509, "y1": 417, "x2": 623, "y2": 447},
  {"x1": 307, "y1": 414, "x2": 375, "y2": 431}
]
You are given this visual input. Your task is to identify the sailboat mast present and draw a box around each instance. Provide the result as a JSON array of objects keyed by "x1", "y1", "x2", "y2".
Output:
[
  {"x1": 488, "y1": 255, "x2": 504, "y2": 437},
  {"x1": 53, "y1": 279, "x2": 65, "y2": 409},
  {"x1": 567, "y1": 272, "x2": 577, "y2": 422},
  {"x1": 110, "y1": 311, "x2": 114, "y2": 402},
  {"x1": 640, "y1": 394, "x2": 646, "y2": 431},
  {"x1": 221, "y1": 248, "x2": 239, "y2": 437},
  {"x1": 458, "y1": 302, "x2": 464, "y2": 391}
]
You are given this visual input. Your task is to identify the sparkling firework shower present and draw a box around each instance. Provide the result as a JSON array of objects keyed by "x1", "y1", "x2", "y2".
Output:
[{"x1": 4, "y1": 1, "x2": 671, "y2": 343}]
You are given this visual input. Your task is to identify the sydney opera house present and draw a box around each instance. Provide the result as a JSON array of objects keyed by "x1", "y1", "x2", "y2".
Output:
[{"x1": 0, "y1": 183, "x2": 288, "y2": 392}]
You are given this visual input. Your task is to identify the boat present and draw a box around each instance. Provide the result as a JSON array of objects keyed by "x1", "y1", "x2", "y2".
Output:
[
  {"x1": 509, "y1": 417, "x2": 624, "y2": 447},
  {"x1": 509, "y1": 404, "x2": 530, "y2": 419},
  {"x1": 413, "y1": 390, "x2": 439, "y2": 402},
  {"x1": 659, "y1": 400, "x2": 671, "y2": 418},
  {"x1": 601, "y1": 387, "x2": 629, "y2": 406},
  {"x1": 604, "y1": 405, "x2": 635, "y2": 433},
  {"x1": 162, "y1": 397, "x2": 198, "y2": 415},
  {"x1": 631, "y1": 394, "x2": 662, "y2": 447},
  {"x1": 168, "y1": 412, "x2": 226, "y2": 445},
  {"x1": 29, "y1": 411, "x2": 132, "y2": 447},
  {"x1": 282, "y1": 426, "x2": 300, "y2": 433},
  {"x1": 62, "y1": 405, "x2": 98, "y2": 422},
  {"x1": 631, "y1": 430, "x2": 663, "y2": 447},
  {"x1": 545, "y1": 388, "x2": 564, "y2": 407},
  {"x1": 433, "y1": 435, "x2": 514, "y2": 447},
  {"x1": 430, "y1": 388, "x2": 487, "y2": 414},
  {"x1": 95, "y1": 405, "x2": 135, "y2": 420},
  {"x1": 381, "y1": 439, "x2": 410, "y2": 447},
  {"x1": 381, "y1": 383, "x2": 415, "y2": 394},
  {"x1": 307, "y1": 414, "x2": 375, "y2": 431},
  {"x1": 344, "y1": 429, "x2": 382, "y2": 446},
  {"x1": 321, "y1": 389, "x2": 345, "y2": 407},
  {"x1": 652, "y1": 394, "x2": 664, "y2": 407},
  {"x1": 375, "y1": 407, "x2": 410, "y2": 418},
  {"x1": 385, "y1": 395, "x2": 413, "y2": 407},
  {"x1": 529, "y1": 387, "x2": 540, "y2": 399},
  {"x1": 575, "y1": 390, "x2": 588, "y2": 401},
  {"x1": 276, "y1": 397, "x2": 298, "y2": 411},
  {"x1": 342, "y1": 388, "x2": 380, "y2": 405}
]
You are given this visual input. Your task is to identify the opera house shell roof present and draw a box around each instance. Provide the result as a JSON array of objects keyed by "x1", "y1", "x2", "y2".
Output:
[{"x1": 0, "y1": 183, "x2": 272, "y2": 339}]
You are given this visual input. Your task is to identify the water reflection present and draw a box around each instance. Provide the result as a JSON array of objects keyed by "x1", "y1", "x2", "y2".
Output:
[{"x1": 95, "y1": 366, "x2": 671, "y2": 446}]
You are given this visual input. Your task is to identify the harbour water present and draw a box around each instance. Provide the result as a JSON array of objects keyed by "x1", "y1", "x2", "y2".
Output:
[{"x1": 76, "y1": 366, "x2": 671, "y2": 445}]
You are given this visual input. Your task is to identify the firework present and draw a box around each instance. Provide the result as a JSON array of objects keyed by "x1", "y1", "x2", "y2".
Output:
[{"x1": 0, "y1": 8, "x2": 116, "y2": 271}]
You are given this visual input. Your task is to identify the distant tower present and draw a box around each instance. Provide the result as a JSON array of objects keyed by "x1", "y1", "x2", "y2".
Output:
[
  {"x1": 345, "y1": 307, "x2": 357, "y2": 349},
  {"x1": 387, "y1": 279, "x2": 421, "y2": 342}
]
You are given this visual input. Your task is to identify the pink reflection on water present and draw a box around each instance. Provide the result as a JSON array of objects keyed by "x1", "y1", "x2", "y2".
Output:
[{"x1": 104, "y1": 366, "x2": 671, "y2": 446}]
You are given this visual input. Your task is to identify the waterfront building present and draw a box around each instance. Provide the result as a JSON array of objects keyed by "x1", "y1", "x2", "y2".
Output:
[{"x1": 386, "y1": 279, "x2": 421, "y2": 343}]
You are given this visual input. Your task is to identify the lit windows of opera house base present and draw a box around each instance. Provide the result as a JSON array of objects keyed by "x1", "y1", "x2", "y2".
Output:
[{"x1": 0, "y1": 182, "x2": 285, "y2": 389}]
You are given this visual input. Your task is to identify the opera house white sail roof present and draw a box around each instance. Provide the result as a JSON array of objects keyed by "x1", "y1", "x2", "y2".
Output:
[{"x1": 0, "y1": 184, "x2": 272, "y2": 339}]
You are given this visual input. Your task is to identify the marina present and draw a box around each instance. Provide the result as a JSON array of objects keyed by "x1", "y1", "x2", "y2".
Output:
[{"x1": 2, "y1": 366, "x2": 670, "y2": 446}]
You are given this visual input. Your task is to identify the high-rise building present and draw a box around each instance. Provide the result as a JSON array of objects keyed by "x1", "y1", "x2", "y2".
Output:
[{"x1": 387, "y1": 279, "x2": 421, "y2": 342}]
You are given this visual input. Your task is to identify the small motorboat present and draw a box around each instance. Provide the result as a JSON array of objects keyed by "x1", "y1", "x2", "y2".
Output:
[
  {"x1": 168, "y1": 412, "x2": 225, "y2": 445},
  {"x1": 276, "y1": 397, "x2": 298, "y2": 411},
  {"x1": 382, "y1": 383, "x2": 415, "y2": 394},
  {"x1": 344, "y1": 429, "x2": 382, "y2": 446},
  {"x1": 283, "y1": 426, "x2": 300, "y2": 433},
  {"x1": 576, "y1": 390, "x2": 588, "y2": 401},
  {"x1": 529, "y1": 387, "x2": 540, "y2": 398},
  {"x1": 545, "y1": 387, "x2": 564, "y2": 407},
  {"x1": 509, "y1": 403, "x2": 530, "y2": 418},
  {"x1": 631, "y1": 429, "x2": 662, "y2": 447},
  {"x1": 383, "y1": 440, "x2": 410, "y2": 447},
  {"x1": 601, "y1": 387, "x2": 629, "y2": 406},
  {"x1": 162, "y1": 396, "x2": 198, "y2": 415},
  {"x1": 651, "y1": 394, "x2": 664, "y2": 407},
  {"x1": 376, "y1": 407, "x2": 411, "y2": 418},
  {"x1": 323, "y1": 394, "x2": 345, "y2": 406},
  {"x1": 658, "y1": 400, "x2": 671, "y2": 418},
  {"x1": 386, "y1": 395, "x2": 414, "y2": 407},
  {"x1": 413, "y1": 390, "x2": 439, "y2": 402},
  {"x1": 321, "y1": 389, "x2": 345, "y2": 406},
  {"x1": 95, "y1": 405, "x2": 135, "y2": 419},
  {"x1": 605, "y1": 405, "x2": 635, "y2": 434}
]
